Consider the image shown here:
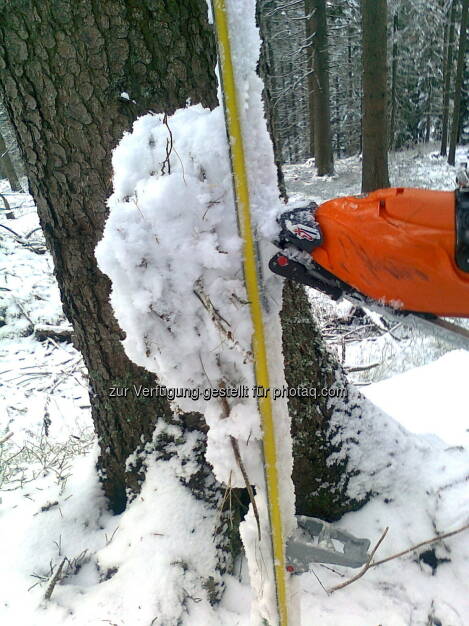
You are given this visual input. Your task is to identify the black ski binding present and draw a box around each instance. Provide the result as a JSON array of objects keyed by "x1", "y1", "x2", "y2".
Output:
[
  {"x1": 275, "y1": 203, "x2": 323, "y2": 254},
  {"x1": 456, "y1": 188, "x2": 469, "y2": 272},
  {"x1": 269, "y1": 252, "x2": 344, "y2": 300}
]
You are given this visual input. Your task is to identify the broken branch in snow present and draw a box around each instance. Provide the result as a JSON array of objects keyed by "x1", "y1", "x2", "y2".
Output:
[
  {"x1": 326, "y1": 523, "x2": 469, "y2": 594},
  {"x1": 0, "y1": 222, "x2": 46, "y2": 254},
  {"x1": 230, "y1": 435, "x2": 261, "y2": 540},
  {"x1": 0, "y1": 192, "x2": 14, "y2": 218},
  {"x1": 160, "y1": 112, "x2": 173, "y2": 176},
  {"x1": 44, "y1": 557, "x2": 66, "y2": 601},
  {"x1": 327, "y1": 527, "x2": 389, "y2": 593},
  {"x1": 346, "y1": 362, "x2": 382, "y2": 373},
  {"x1": 0, "y1": 431, "x2": 14, "y2": 445},
  {"x1": 34, "y1": 324, "x2": 74, "y2": 343},
  {"x1": 369, "y1": 522, "x2": 469, "y2": 569}
]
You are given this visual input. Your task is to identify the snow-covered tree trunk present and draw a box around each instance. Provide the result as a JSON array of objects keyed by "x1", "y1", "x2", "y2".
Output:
[
  {"x1": 255, "y1": 2, "x2": 369, "y2": 520},
  {"x1": 0, "y1": 0, "x2": 369, "y2": 558}
]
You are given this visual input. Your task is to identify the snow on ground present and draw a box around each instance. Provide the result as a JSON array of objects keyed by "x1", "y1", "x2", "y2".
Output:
[
  {"x1": 362, "y1": 349, "x2": 469, "y2": 448},
  {"x1": 1, "y1": 143, "x2": 468, "y2": 626}
]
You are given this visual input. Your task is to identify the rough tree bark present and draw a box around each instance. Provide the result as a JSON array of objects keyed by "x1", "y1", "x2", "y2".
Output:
[
  {"x1": 361, "y1": 0, "x2": 390, "y2": 192},
  {"x1": 448, "y1": 0, "x2": 469, "y2": 165},
  {"x1": 0, "y1": 0, "x2": 366, "y2": 537},
  {"x1": 280, "y1": 282, "x2": 368, "y2": 520},
  {"x1": 305, "y1": 0, "x2": 334, "y2": 175},
  {"x1": 0, "y1": 0, "x2": 218, "y2": 514}
]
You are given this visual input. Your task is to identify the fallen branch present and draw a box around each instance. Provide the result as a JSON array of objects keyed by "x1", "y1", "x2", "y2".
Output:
[
  {"x1": 327, "y1": 522, "x2": 469, "y2": 594},
  {"x1": 0, "y1": 192, "x2": 14, "y2": 218},
  {"x1": 44, "y1": 557, "x2": 66, "y2": 600},
  {"x1": 230, "y1": 435, "x2": 261, "y2": 541},
  {"x1": 327, "y1": 527, "x2": 389, "y2": 593},
  {"x1": 370, "y1": 522, "x2": 469, "y2": 569},
  {"x1": 347, "y1": 362, "x2": 381, "y2": 373},
  {"x1": 0, "y1": 432, "x2": 14, "y2": 445}
]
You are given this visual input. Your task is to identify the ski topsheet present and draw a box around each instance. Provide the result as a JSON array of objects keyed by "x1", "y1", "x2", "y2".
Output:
[{"x1": 210, "y1": 1, "x2": 294, "y2": 625}]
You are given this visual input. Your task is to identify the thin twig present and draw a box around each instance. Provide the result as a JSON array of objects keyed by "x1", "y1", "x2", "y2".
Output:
[
  {"x1": 0, "y1": 222, "x2": 21, "y2": 238},
  {"x1": 0, "y1": 432, "x2": 14, "y2": 445},
  {"x1": 327, "y1": 527, "x2": 389, "y2": 593},
  {"x1": 347, "y1": 362, "x2": 381, "y2": 373},
  {"x1": 230, "y1": 435, "x2": 261, "y2": 540},
  {"x1": 44, "y1": 557, "x2": 66, "y2": 600},
  {"x1": 370, "y1": 522, "x2": 469, "y2": 569},
  {"x1": 309, "y1": 565, "x2": 329, "y2": 594},
  {"x1": 0, "y1": 192, "x2": 11, "y2": 211}
]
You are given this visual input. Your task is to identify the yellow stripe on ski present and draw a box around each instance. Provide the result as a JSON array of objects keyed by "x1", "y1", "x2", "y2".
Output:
[{"x1": 211, "y1": 2, "x2": 290, "y2": 625}]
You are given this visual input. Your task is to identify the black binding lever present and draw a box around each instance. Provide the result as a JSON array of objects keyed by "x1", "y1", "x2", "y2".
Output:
[{"x1": 456, "y1": 189, "x2": 469, "y2": 272}]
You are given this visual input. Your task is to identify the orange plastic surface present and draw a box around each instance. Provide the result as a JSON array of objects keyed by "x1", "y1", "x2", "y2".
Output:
[{"x1": 311, "y1": 188, "x2": 469, "y2": 317}]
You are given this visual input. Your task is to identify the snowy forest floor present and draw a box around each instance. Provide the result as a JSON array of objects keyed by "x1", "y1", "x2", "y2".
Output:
[{"x1": 1, "y1": 142, "x2": 468, "y2": 625}]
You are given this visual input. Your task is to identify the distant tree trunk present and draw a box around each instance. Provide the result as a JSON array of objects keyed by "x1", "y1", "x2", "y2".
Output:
[
  {"x1": 425, "y1": 81, "x2": 432, "y2": 143},
  {"x1": 306, "y1": 8, "x2": 316, "y2": 159},
  {"x1": 389, "y1": 11, "x2": 398, "y2": 150},
  {"x1": 335, "y1": 74, "x2": 341, "y2": 158},
  {"x1": 347, "y1": 28, "x2": 354, "y2": 155},
  {"x1": 448, "y1": 0, "x2": 469, "y2": 165},
  {"x1": 256, "y1": 1, "x2": 287, "y2": 199},
  {"x1": 441, "y1": 0, "x2": 457, "y2": 156},
  {"x1": 361, "y1": 0, "x2": 390, "y2": 192},
  {"x1": 0, "y1": 130, "x2": 21, "y2": 191},
  {"x1": 305, "y1": 0, "x2": 334, "y2": 175}
]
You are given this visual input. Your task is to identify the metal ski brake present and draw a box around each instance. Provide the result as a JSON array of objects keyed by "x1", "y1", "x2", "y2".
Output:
[{"x1": 286, "y1": 516, "x2": 371, "y2": 574}]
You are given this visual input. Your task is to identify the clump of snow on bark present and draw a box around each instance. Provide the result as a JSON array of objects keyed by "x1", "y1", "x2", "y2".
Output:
[{"x1": 96, "y1": 104, "x2": 263, "y2": 486}]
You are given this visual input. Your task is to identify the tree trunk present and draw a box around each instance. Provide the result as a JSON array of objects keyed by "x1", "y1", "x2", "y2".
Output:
[
  {"x1": 389, "y1": 11, "x2": 398, "y2": 150},
  {"x1": 306, "y1": 7, "x2": 316, "y2": 159},
  {"x1": 335, "y1": 73, "x2": 341, "y2": 158},
  {"x1": 441, "y1": 0, "x2": 457, "y2": 157},
  {"x1": 257, "y1": 7, "x2": 368, "y2": 519},
  {"x1": 256, "y1": 1, "x2": 287, "y2": 199},
  {"x1": 0, "y1": 0, "x2": 218, "y2": 514},
  {"x1": 280, "y1": 281, "x2": 369, "y2": 520},
  {"x1": 448, "y1": 0, "x2": 469, "y2": 166},
  {"x1": 425, "y1": 81, "x2": 432, "y2": 143},
  {"x1": 0, "y1": 130, "x2": 21, "y2": 191},
  {"x1": 361, "y1": 0, "x2": 390, "y2": 192},
  {"x1": 1, "y1": 0, "x2": 367, "y2": 548},
  {"x1": 305, "y1": 0, "x2": 334, "y2": 176}
]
